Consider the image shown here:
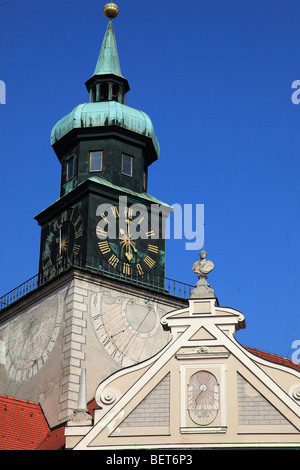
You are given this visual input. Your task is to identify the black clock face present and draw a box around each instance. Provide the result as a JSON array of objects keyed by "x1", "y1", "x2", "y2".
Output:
[
  {"x1": 42, "y1": 208, "x2": 84, "y2": 277},
  {"x1": 96, "y1": 203, "x2": 160, "y2": 276}
]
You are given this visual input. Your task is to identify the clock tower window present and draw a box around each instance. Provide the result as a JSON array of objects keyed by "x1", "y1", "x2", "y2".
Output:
[
  {"x1": 90, "y1": 82, "x2": 124, "y2": 103},
  {"x1": 90, "y1": 86, "x2": 96, "y2": 102},
  {"x1": 89, "y1": 151, "x2": 103, "y2": 172},
  {"x1": 121, "y1": 153, "x2": 133, "y2": 177},
  {"x1": 90, "y1": 83, "x2": 109, "y2": 103},
  {"x1": 99, "y1": 82, "x2": 109, "y2": 102},
  {"x1": 66, "y1": 157, "x2": 74, "y2": 181},
  {"x1": 143, "y1": 168, "x2": 147, "y2": 191},
  {"x1": 112, "y1": 83, "x2": 121, "y2": 102}
]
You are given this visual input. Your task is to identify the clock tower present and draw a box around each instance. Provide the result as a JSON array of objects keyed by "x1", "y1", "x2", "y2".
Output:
[
  {"x1": 0, "y1": 3, "x2": 190, "y2": 428},
  {"x1": 35, "y1": 6, "x2": 169, "y2": 284}
]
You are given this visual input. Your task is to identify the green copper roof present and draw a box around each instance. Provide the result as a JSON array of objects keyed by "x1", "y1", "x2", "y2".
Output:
[
  {"x1": 88, "y1": 175, "x2": 172, "y2": 208},
  {"x1": 51, "y1": 18, "x2": 158, "y2": 159},
  {"x1": 93, "y1": 19, "x2": 124, "y2": 79},
  {"x1": 50, "y1": 101, "x2": 160, "y2": 158},
  {"x1": 36, "y1": 175, "x2": 172, "y2": 214}
]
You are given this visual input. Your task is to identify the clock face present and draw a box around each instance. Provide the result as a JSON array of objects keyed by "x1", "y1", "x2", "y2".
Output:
[
  {"x1": 90, "y1": 291, "x2": 171, "y2": 367},
  {"x1": 1, "y1": 295, "x2": 63, "y2": 384},
  {"x1": 42, "y1": 208, "x2": 84, "y2": 278},
  {"x1": 96, "y1": 203, "x2": 160, "y2": 276},
  {"x1": 187, "y1": 371, "x2": 219, "y2": 425}
]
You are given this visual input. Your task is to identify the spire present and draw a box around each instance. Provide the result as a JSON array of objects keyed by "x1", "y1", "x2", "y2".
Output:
[
  {"x1": 85, "y1": 3, "x2": 129, "y2": 102},
  {"x1": 93, "y1": 20, "x2": 123, "y2": 78}
]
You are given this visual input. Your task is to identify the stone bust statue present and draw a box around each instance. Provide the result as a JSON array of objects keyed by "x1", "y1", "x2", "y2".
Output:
[
  {"x1": 192, "y1": 250, "x2": 214, "y2": 278},
  {"x1": 191, "y1": 250, "x2": 215, "y2": 298}
]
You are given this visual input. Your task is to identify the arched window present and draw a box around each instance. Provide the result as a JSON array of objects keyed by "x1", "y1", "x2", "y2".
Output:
[
  {"x1": 112, "y1": 84, "x2": 120, "y2": 102},
  {"x1": 100, "y1": 83, "x2": 109, "y2": 101},
  {"x1": 91, "y1": 86, "x2": 97, "y2": 103}
]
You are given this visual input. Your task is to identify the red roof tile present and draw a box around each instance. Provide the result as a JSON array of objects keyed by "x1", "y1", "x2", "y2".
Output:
[
  {"x1": 245, "y1": 346, "x2": 300, "y2": 371},
  {"x1": 35, "y1": 425, "x2": 65, "y2": 450},
  {"x1": 0, "y1": 394, "x2": 100, "y2": 450},
  {"x1": 0, "y1": 395, "x2": 50, "y2": 450}
]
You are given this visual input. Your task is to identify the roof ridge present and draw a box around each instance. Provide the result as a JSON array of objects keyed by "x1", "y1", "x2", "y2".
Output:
[
  {"x1": 244, "y1": 345, "x2": 300, "y2": 371},
  {"x1": 0, "y1": 394, "x2": 40, "y2": 408}
]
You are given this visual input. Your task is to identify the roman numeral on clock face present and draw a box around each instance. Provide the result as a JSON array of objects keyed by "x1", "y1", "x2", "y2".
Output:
[
  {"x1": 136, "y1": 263, "x2": 144, "y2": 275},
  {"x1": 124, "y1": 206, "x2": 133, "y2": 219},
  {"x1": 100, "y1": 212, "x2": 110, "y2": 224},
  {"x1": 145, "y1": 230, "x2": 155, "y2": 238},
  {"x1": 75, "y1": 229, "x2": 83, "y2": 239},
  {"x1": 61, "y1": 211, "x2": 68, "y2": 223},
  {"x1": 96, "y1": 226, "x2": 107, "y2": 239},
  {"x1": 110, "y1": 205, "x2": 120, "y2": 218},
  {"x1": 98, "y1": 241, "x2": 111, "y2": 254},
  {"x1": 143, "y1": 255, "x2": 155, "y2": 268},
  {"x1": 123, "y1": 263, "x2": 131, "y2": 275},
  {"x1": 73, "y1": 244, "x2": 81, "y2": 255},
  {"x1": 74, "y1": 216, "x2": 82, "y2": 227},
  {"x1": 108, "y1": 254, "x2": 119, "y2": 267}
]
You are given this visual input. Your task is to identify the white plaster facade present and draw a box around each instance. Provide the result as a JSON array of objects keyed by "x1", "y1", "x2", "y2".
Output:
[
  {"x1": 65, "y1": 298, "x2": 300, "y2": 449},
  {"x1": 0, "y1": 269, "x2": 186, "y2": 427}
]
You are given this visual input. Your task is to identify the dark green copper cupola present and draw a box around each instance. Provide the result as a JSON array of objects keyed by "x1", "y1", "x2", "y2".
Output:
[
  {"x1": 50, "y1": 14, "x2": 159, "y2": 198},
  {"x1": 36, "y1": 4, "x2": 170, "y2": 284}
]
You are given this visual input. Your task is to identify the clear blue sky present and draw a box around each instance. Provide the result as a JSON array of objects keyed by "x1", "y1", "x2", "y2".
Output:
[{"x1": 1, "y1": 0, "x2": 300, "y2": 360}]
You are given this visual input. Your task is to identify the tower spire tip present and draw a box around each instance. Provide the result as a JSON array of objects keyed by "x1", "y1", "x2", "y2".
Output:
[{"x1": 104, "y1": 2, "x2": 119, "y2": 19}]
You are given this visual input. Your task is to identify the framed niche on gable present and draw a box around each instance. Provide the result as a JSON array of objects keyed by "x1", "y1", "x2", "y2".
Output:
[{"x1": 180, "y1": 363, "x2": 227, "y2": 434}]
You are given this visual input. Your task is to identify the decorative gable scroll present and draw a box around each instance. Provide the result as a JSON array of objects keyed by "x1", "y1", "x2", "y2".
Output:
[{"x1": 67, "y1": 299, "x2": 300, "y2": 450}]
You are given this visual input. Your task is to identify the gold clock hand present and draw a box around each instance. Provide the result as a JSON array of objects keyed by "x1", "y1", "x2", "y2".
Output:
[{"x1": 129, "y1": 241, "x2": 137, "y2": 252}]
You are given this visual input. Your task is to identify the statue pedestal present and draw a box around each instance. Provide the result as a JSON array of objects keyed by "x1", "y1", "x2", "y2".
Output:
[{"x1": 190, "y1": 276, "x2": 215, "y2": 299}]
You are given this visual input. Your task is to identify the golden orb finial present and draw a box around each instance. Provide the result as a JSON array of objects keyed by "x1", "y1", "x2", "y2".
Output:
[{"x1": 104, "y1": 3, "x2": 119, "y2": 19}]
